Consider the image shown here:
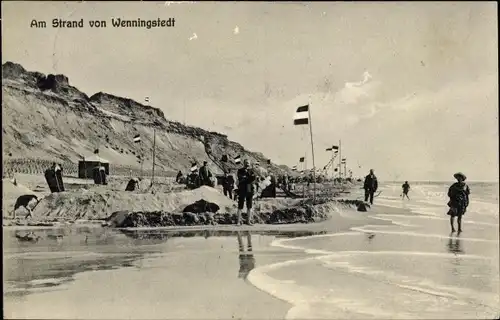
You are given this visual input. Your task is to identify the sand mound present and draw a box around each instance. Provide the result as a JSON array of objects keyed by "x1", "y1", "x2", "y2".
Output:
[
  {"x1": 253, "y1": 198, "x2": 302, "y2": 213},
  {"x1": 106, "y1": 198, "x2": 338, "y2": 228},
  {"x1": 31, "y1": 186, "x2": 236, "y2": 221}
]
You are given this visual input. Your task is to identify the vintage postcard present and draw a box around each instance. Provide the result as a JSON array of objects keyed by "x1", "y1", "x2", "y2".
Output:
[{"x1": 2, "y1": 1, "x2": 498, "y2": 319}]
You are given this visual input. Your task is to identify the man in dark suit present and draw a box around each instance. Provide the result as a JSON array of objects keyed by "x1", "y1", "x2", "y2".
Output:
[
  {"x1": 363, "y1": 169, "x2": 378, "y2": 205},
  {"x1": 236, "y1": 159, "x2": 256, "y2": 225}
]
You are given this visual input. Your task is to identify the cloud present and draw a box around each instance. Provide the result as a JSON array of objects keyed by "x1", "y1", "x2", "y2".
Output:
[{"x1": 333, "y1": 71, "x2": 377, "y2": 106}]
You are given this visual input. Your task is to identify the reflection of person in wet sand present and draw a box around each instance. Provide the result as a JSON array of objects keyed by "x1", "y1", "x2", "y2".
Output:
[
  {"x1": 237, "y1": 231, "x2": 255, "y2": 280},
  {"x1": 447, "y1": 233, "x2": 464, "y2": 254}
]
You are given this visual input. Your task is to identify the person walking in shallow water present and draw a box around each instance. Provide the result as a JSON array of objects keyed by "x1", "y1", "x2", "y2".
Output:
[
  {"x1": 401, "y1": 181, "x2": 411, "y2": 200},
  {"x1": 363, "y1": 169, "x2": 378, "y2": 205},
  {"x1": 447, "y1": 172, "x2": 470, "y2": 233}
]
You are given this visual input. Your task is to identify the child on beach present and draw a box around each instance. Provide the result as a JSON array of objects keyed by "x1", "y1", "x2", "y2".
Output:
[
  {"x1": 401, "y1": 181, "x2": 410, "y2": 200},
  {"x1": 447, "y1": 172, "x2": 470, "y2": 233}
]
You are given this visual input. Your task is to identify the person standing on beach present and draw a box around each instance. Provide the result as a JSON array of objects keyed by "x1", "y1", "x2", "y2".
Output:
[
  {"x1": 401, "y1": 181, "x2": 411, "y2": 200},
  {"x1": 236, "y1": 159, "x2": 256, "y2": 225},
  {"x1": 447, "y1": 172, "x2": 470, "y2": 233},
  {"x1": 199, "y1": 161, "x2": 213, "y2": 187},
  {"x1": 363, "y1": 169, "x2": 378, "y2": 205},
  {"x1": 223, "y1": 171, "x2": 235, "y2": 200}
]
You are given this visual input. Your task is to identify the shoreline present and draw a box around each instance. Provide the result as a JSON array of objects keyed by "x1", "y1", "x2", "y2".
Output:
[{"x1": 4, "y1": 203, "x2": 393, "y2": 320}]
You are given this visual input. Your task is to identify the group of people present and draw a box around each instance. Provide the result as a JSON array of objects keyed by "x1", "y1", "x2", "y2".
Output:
[
  {"x1": 178, "y1": 161, "x2": 216, "y2": 190},
  {"x1": 177, "y1": 158, "x2": 271, "y2": 226},
  {"x1": 362, "y1": 168, "x2": 471, "y2": 233}
]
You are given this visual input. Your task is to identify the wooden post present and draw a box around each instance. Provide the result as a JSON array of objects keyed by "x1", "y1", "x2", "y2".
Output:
[{"x1": 339, "y1": 139, "x2": 342, "y2": 182}]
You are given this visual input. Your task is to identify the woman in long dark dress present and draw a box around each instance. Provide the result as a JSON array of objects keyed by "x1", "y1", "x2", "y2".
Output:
[{"x1": 447, "y1": 172, "x2": 470, "y2": 233}]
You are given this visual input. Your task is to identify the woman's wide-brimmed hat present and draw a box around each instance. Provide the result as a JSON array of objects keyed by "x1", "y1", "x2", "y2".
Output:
[{"x1": 453, "y1": 172, "x2": 467, "y2": 181}]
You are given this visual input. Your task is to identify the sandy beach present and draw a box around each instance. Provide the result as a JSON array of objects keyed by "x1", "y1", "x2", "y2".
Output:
[
  {"x1": 4, "y1": 199, "x2": 387, "y2": 319},
  {"x1": 4, "y1": 181, "x2": 499, "y2": 319}
]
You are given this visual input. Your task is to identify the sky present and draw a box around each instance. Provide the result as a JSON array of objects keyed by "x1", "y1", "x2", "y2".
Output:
[{"x1": 2, "y1": 1, "x2": 498, "y2": 182}]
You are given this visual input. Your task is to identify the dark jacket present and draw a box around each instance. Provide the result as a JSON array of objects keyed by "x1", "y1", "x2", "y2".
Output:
[
  {"x1": 224, "y1": 175, "x2": 235, "y2": 190},
  {"x1": 447, "y1": 182, "x2": 470, "y2": 212},
  {"x1": 402, "y1": 183, "x2": 410, "y2": 192},
  {"x1": 237, "y1": 167, "x2": 256, "y2": 194},
  {"x1": 199, "y1": 165, "x2": 212, "y2": 185},
  {"x1": 364, "y1": 174, "x2": 378, "y2": 192}
]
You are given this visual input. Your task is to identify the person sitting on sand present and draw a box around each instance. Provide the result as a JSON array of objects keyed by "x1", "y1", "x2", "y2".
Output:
[
  {"x1": 363, "y1": 169, "x2": 378, "y2": 205},
  {"x1": 175, "y1": 170, "x2": 183, "y2": 183},
  {"x1": 447, "y1": 172, "x2": 470, "y2": 233},
  {"x1": 401, "y1": 181, "x2": 410, "y2": 200},
  {"x1": 236, "y1": 159, "x2": 257, "y2": 225}
]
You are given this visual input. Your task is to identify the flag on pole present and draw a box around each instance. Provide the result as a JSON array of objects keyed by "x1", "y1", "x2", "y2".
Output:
[
  {"x1": 299, "y1": 157, "x2": 305, "y2": 163},
  {"x1": 293, "y1": 105, "x2": 309, "y2": 125},
  {"x1": 190, "y1": 163, "x2": 198, "y2": 172},
  {"x1": 234, "y1": 155, "x2": 241, "y2": 164},
  {"x1": 133, "y1": 134, "x2": 141, "y2": 143}
]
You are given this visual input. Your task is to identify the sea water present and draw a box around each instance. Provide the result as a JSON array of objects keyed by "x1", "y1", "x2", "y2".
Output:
[{"x1": 247, "y1": 182, "x2": 500, "y2": 319}]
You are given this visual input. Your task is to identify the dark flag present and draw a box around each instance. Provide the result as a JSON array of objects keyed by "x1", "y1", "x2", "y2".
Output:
[
  {"x1": 299, "y1": 157, "x2": 305, "y2": 163},
  {"x1": 293, "y1": 105, "x2": 309, "y2": 125}
]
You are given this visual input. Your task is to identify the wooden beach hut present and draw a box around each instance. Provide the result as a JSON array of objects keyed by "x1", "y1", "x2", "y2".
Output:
[{"x1": 78, "y1": 155, "x2": 110, "y2": 179}]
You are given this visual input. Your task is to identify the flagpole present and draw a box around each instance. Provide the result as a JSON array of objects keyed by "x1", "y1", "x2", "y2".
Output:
[
  {"x1": 331, "y1": 149, "x2": 334, "y2": 181},
  {"x1": 151, "y1": 128, "x2": 156, "y2": 187},
  {"x1": 339, "y1": 139, "x2": 342, "y2": 182},
  {"x1": 308, "y1": 101, "x2": 317, "y2": 203}
]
